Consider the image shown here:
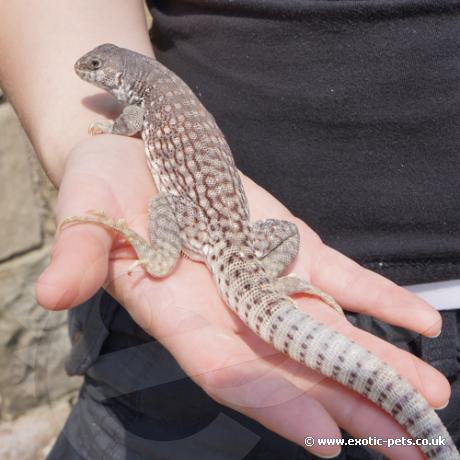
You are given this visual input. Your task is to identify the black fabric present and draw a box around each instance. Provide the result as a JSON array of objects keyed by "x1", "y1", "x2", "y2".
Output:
[
  {"x1": 47, "y1": 293, "x2": 460, "y2": 460},
  {"x1": 145, "y1": 0, "x2": 460, "y2": 285}
]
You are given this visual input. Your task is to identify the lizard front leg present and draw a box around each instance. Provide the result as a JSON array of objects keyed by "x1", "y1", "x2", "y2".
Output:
[
  {"x1": 60, "y1": 193, "x2": 181, "y2": 277},
  {"x1": 89, "y1": 104, "x2": 144, "y2": 136}
]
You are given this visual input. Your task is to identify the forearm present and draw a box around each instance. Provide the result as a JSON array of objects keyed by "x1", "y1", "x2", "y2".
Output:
[{"x1": 0, "y1": 0, "x2": 153, "y2": 186}]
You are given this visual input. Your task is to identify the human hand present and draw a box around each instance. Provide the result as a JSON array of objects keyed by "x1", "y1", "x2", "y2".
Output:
[{"x1": 37, "y1": 133, "x2": 448, "y2": 459}]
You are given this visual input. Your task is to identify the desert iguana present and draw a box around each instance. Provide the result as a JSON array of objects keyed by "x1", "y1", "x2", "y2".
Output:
[{"x1": 61, "y1": 44, "x2": 459, "y2": 459}]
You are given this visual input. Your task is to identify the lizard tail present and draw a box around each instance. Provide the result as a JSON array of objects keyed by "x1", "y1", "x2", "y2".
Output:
[
  {"x1": 212, "y1": 251, "x2": 459, "y2": 459},
  {"x1": 257, "y1": 300, "x2": 458, "y2": 459}
]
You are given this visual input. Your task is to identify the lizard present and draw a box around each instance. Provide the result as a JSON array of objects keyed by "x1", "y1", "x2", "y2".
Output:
[{"x1": 61, "y1": 44, "x2": 459, "y2": 459}]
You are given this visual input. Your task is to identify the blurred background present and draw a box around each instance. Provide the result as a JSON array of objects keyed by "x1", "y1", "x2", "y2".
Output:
[
  {"x1": 0, "y1": 87, "x2": 82, "y2": 459},
  {"x1": 0, "y1": 7, "x2": 153, "y2": 458}
]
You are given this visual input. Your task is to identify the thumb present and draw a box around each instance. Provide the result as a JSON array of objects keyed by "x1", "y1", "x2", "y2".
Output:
[
  {"x1": 37, "y1": 223, "x2": 111, "y2": 310},
  {"x1": 36, "y1": 160, "x2": 118, "y2": 310}
]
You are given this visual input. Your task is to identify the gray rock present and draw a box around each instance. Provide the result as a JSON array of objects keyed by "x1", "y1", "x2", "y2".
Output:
[
  {"x1": 0, "y1": 245, "x2": 82, "y2": 420},
  {"x1": 0, "y1": 76, "x2": 79, "y2": 457},
  {"x1": 0, "y1": 396, "x2": 75, "y2": 460},
  {"x1": 0, "y1": 103, "x2": 42, "y2": 261}
]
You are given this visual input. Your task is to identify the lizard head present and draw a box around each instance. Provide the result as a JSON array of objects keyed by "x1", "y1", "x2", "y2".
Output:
[{"x1": 75, "y1": 43, "x2": 125, "y2": 96}]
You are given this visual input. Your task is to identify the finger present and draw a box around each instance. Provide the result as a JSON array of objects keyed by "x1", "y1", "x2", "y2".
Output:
[
  {"x1": 198, "y1": 344, "x2": 342, "y2": 458},
  {"x1": 36, "y1": 135, "x2": 155, "y2": 310},
  {"x1": 240, "y1": 175, "x2": 442, "y2": 338},
  {"x1": 273, "y1": 360, "x2": 426, "y2": 459},
  {"x1": 109, "y1": 245, "x2": 450, "y2": 410},
  {"x1": 158, "y1": 304, "x2": 438, "y2": 459},
  {"x1": 230, "y1": 387, "x2": 342, "y2": 459},
  {"x1": 107, "y1": 255, "x2": 448, "y2": 455},
  {"x1": 36, "y1": 166, "x2": 117, "y2": 310},
  {"x1": 297, "y1": 296, "x2": 451, "y2": 410},
  {"x1": 309, "y1": 379, "x2": 427, "y2": 460},
  {"x1": 37, "y1": 224, "x2": 111, "y2": 310},
  {"x1": 267, "y1": 360, "x2": 428, "y2": 459},
  {"x1": 197, "y1": 324, "x2": 446, "y2": 460},
  {"x1": 104, "y1": 257, "x2": 341, "y2": 457},
  {"x1": 307, "y1": 242, "x2": 442, "y2": 338}
]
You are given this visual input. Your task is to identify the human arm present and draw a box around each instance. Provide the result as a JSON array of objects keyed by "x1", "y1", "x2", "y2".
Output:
[{"x1": 0, "y1": 0, "x2": 152, "y2": 185}]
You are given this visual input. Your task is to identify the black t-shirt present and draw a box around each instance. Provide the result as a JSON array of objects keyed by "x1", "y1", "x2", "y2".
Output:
[{"x1": 146, "y1": 0, "x2": 460, "y2": 285}]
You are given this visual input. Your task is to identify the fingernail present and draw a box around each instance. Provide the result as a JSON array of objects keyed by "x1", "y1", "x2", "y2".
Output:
[
  {"x1": 316, "y1": 450, "x2": 341, "y2": 459},
  {"x1": 428, "y1": 328, "x2": 442, "y2": 338},
  {"x1": 435, "y1": 399, "x2": 449, "y2": 410}
]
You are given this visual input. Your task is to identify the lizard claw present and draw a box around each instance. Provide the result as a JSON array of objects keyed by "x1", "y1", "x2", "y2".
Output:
[
  {"x1": 59, "y1": 216, "x2": 80, "y2": 231},
  {"x1": 86, "y1": 210, "x2": 127, "y2": 228},
  {"x1": 127, "y1": 259, "x2": 148, "y2": 276},
  {"x1": 59, "y1": 210, "x2": 125, "y2": 233},
  {"x1": 87, "y1": 209, "x2": 109, "y2": 219}
]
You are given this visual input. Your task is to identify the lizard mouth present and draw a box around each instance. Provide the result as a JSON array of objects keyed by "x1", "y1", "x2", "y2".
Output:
[
  {"x1": 74, "y1": 60, "x2": 86, "y2": 78},
  {"x1": 74, "y1": 57, "x2": 96, "y2": 81},
  {"x1": 74, "y1": 64, "x2": 94, "y2": 83}
]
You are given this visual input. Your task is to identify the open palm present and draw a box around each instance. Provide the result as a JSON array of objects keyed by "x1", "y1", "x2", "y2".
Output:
[{"x1": 37, "y1": 133, "x2": 448, "y2": 459}]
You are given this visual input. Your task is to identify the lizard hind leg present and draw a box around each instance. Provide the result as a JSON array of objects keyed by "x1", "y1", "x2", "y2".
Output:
[
  {"x1": 274, "y1": 274, "x2": 345, "y2": 316},
  {"x1": 252, "y1": 218, "x2": 300, "y2": 278},
  {"x1": 60, "y1": 194, "x2": 182, "y2": 278},
  {"x1": 252, "y1": 219, "x2": 344, "y2": 315}
]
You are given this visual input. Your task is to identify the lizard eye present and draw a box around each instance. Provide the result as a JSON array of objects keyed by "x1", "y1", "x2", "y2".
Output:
[{"x1": 89, "y1": 58, "x2": 102, "y2": 70}]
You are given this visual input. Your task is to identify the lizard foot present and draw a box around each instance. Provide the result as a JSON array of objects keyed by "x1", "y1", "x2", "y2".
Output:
[
  {"x1": 59, "y1": 210, "x2": 180, "y2": 278},
  {"x1": 275, "y1": 273, "x2": 345, "y2": 316},
  {"x1": 86, "y1": 209, "x2": 110, "y2": 219},
  {"x1": 86, "y1": 210, "x2": 128, "y2": 229},
  {"x1": 88, "y1": 121, "x2": 114, "y2": 136},
  {"x1": 60, "y1": 211, "x2": 129, "y2": 235}
]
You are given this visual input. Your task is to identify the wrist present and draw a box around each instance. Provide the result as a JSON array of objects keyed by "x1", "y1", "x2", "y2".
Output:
[
  {"x1": 32, "y1": 94, "x2": 123, "y2": 187},
  {"x1": 63, "y1": 133, "x2": 146, "y2": 184},
  {"x1": 0, "y1": 0, "x2": 154, "y2": 186}
]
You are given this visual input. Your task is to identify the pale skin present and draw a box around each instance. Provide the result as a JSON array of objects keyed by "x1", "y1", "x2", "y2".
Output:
[{"x1": 0, "y1": 1, "x2": 450, "y2": 458}]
